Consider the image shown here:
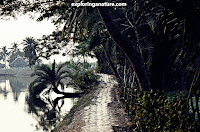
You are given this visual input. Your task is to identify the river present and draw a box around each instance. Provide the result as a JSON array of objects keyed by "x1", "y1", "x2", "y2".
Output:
[{"x1": 0, "y1": 76, "x2": 78, "y2": 132}]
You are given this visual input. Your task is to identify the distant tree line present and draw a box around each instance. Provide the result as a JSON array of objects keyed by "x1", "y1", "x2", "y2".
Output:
[{"x1": 0, "y1": 37, "x2": 40, "y2": 66}]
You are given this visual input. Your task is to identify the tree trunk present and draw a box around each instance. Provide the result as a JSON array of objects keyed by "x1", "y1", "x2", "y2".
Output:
[
  {"x1": 102, "y1": 44, "x2": 123, "y2": 81},
  {"x1": 53, "y1": 87, "x2": 84, "y2": 97},
  {"x1": 149, "y1": 50, "x2": 164, "y2": 92},
  {"x1": 96, "y1": 6, "x2": 150, "y2": 91}
]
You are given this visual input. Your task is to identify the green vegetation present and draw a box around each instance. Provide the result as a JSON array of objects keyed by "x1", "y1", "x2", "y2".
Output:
[
  {"x1": 74, "y1": 69, "x2": 98, "y2": 93},
  {"x1": 0, "y1": 37, "x2": 39, "y2": 67},
  {"x1": 27, "y1": 60, "x2": 98, "y2": 131},
  {"x1": 29, "y1": 60, "x2": 71, "y2": 96},
  {"x1": 1, "y1": 0, "x2": 200, "y2": 131},
  {"x1": 22, "y1": 37, "x2": 38, "y2": 66},
  {"x1": 133, "y1": 90, "x2": 197, "y2": 131},
  {"x1": 8, "y1": 42, "x2": 24, "y2": 63},
  {"x1": 0, "y1": 46, "x2": 9, "y2": 67}
]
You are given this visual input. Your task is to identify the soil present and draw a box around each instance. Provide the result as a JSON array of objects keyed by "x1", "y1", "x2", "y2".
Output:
[{"x1": 53, "y1": 75, "x2": 135, "y2": 132}]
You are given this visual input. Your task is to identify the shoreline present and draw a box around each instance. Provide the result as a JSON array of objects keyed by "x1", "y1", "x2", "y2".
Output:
[
  {"x1": 52, "y1": 74, "x2": 133, "y2": 132},
  {"x1": 52, "y1": 85, "x2": 98, "y2": 132},
  {"x1": 0, "y1": 68, "x2": 34, "y2": 77}
]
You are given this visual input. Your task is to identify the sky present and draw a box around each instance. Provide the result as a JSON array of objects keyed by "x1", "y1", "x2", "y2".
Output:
[
  {"x1": 0, "y1": 14, "x2": 55, "y2": 48},
  {"x1": 0, "y1": 14, "x2": 72, "y2": 63}
]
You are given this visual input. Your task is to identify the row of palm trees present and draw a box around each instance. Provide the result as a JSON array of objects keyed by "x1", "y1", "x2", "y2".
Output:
[{"x1": 0, "y1": 37, "x2": 38, "y2": 67}]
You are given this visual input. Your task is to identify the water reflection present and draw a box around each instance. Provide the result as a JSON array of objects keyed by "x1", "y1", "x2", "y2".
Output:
[
  {"x1": 9, "y1": 77, "x2": 29, "y2": 101},
  {"x1": 0, "y1": 76, "x2": 33, "y2": 101},
  {"x1": 0, "y1": 76, "x2": 79, "y2": 132},
  {"x1": 0, "y1": 79, "x2": 9, "y2": 99},
  {"x1": 26, "y1": 93, "x2": 58, "y2": 131},
  {"x1": 26, "y1": 89, "x2": 79, "y2": 131}
]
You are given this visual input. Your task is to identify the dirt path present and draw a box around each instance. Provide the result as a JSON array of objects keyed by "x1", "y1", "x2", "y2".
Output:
[{"x1": 61, "y1": 74, "x2": 132, "y2": 132}]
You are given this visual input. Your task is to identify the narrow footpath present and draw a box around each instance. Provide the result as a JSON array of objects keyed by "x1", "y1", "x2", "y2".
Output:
[{"x1": 61, "y1": 74, "x2": 132, "y2": 132}]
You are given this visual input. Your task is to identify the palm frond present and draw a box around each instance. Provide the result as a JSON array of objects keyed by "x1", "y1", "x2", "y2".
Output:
[
  {"x1": 34, "y1": 64, "x2": 54, "y2": 78},
  {"x1": 56, "y1": 74, "x2": 71, "y2": 84},
  {"x1": 29, "y1": 79, "x2": 50, "y2": 95},
  {"x1": 56, "y1": 70, "x2": 70, "y2": 79},
  {"x1": 56, "y1": 61, "x2": 68, "y2": 74}
]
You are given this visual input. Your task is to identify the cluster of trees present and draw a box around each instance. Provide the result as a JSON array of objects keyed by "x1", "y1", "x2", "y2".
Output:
[
  {"x1": 1, "y1": 0, "x2": 198, "y2": 92},
  {"x1": 26, "y1": 0, "x2": 199, "y2": 93},
  {"x1": 0, "y1": 37, "x2": 39, "y2": 67},
  {"x1": 1, "y1": 0, "x2": 200, "y2": 130}
]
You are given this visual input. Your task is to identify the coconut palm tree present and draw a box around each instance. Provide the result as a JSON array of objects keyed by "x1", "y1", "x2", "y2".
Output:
[
  {"x1": 22, "y1": 37, "x2": 37, "y2": 66},
  {"x1": 0, "y1": 46, "x2": 9, "y2": 68},
  {"x1": 8, "y1": 42, "x2": 24, "y2": 63},
  {"x1": 10, "y1": 42, "x2": 19, "y2": 53},
  {"x1": 29, "y1": 60, "x2": 83, "y2": 97}
]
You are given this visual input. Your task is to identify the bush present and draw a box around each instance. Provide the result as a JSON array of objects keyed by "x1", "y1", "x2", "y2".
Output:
[
  {"x1": 133, "y1": 89, "x2": 197, "y2": 132},
  {"x1": 74, "y1": 69, "x2": 98, "y2": 93}
]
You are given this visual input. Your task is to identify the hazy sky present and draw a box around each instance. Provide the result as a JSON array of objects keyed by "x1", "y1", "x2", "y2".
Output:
[{"x1": 0, "y1": 14, "x2": 55, "y2": 48}]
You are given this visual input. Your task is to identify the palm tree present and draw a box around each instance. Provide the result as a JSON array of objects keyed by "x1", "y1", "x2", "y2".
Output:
[
  {"x1": 8, "y1": 42, "x2": 24, "y2": 63},
  {"x1": 10, "y1": 42, "x2": 19, "y2": 53},
  {"x1": 29, "y1": 60, "x2": 84, "y2": 97},
  {"x1": 22, "y1": 37, "x2": 37, "y2": 66},
  {"x1": 0, "y1": 46, "x2": 9, "y2": 68},
  {"x1": 2, "y1": 0, "x2": 198, "y2": 92}
]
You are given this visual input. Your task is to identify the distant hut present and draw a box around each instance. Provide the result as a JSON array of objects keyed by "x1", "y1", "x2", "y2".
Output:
[
  {"x1": 9, "y1": 57, "x2": 29, "y2": 67},
  {"x1": 0, "y1": 63, "x2": 5, "y2": 68}
]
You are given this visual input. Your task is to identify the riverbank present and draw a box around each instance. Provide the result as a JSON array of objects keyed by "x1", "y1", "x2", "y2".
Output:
[
  {"x1": 52, "y1": 74, "x2": 133, "y2": 132},
  {"x1": 0, "y1": 68, "x2": 33, "y2": 77}
]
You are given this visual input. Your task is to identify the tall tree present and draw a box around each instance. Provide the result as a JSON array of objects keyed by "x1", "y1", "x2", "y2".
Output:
[
  {"x1": 8, "y1": 42, "x2": 24, "y2": 63},
  {"x1": 0, "y1": 46, "x2": 9, "y2": 68},
  {"x1": 136, "y1": 0, "x2": 200, "y2": 92},
  {"x1": 10, "y1": 42, "x2": 18, "y2": 53},
  {"x1": 94, "y1": 4, "x2": 150, "y2": 91},
  {"x1": 22, "y1": 37, "x2": 37, "y2": 66},
  {"x1": 1, "y1": 0, "x2": 199, "y2": 92}
]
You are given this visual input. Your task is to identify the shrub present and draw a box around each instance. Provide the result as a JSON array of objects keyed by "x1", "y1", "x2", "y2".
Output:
[
  {"x1": 74, "y1": 69, "x2": 98, "y2": 93},
  {"x1": 133, "y1": 89, "x2": 197, "y2": 132}
]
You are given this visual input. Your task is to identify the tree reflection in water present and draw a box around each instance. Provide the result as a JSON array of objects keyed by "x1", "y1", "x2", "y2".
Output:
[
  {"x1": 0, "y1": 76, "x2": 80, "y2": 131},
  {"x1": 0, "y1": 80, "x2": 8, "y2": 99},
  {"x1": 9, "y1": 78, "x2": 28, "y2": 101},
  {"x1": 26, "y1": 88, "x2": 80, "y2": 131}
]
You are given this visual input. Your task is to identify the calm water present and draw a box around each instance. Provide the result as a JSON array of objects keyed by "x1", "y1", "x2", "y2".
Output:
[{"x1": 0, "y1": 76, "x2": 78, "y2": 132}]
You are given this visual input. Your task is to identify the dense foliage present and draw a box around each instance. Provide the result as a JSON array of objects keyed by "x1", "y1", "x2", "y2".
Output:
[
  {"x1": 29, "y1": 60, "x2": 70, "y2": 96},
  {"x1": 1, "y1": 0, "x2": 200, "y2": 130},
  {"x1": 133, "y1": 90, "x2": 197, "y2": 131},
  {"x1": 22, "y1": 37, "x2": 38, "y2": 65},
  {"x1": 74, "y1": 69, "x2": 98, "y2": 93}
]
